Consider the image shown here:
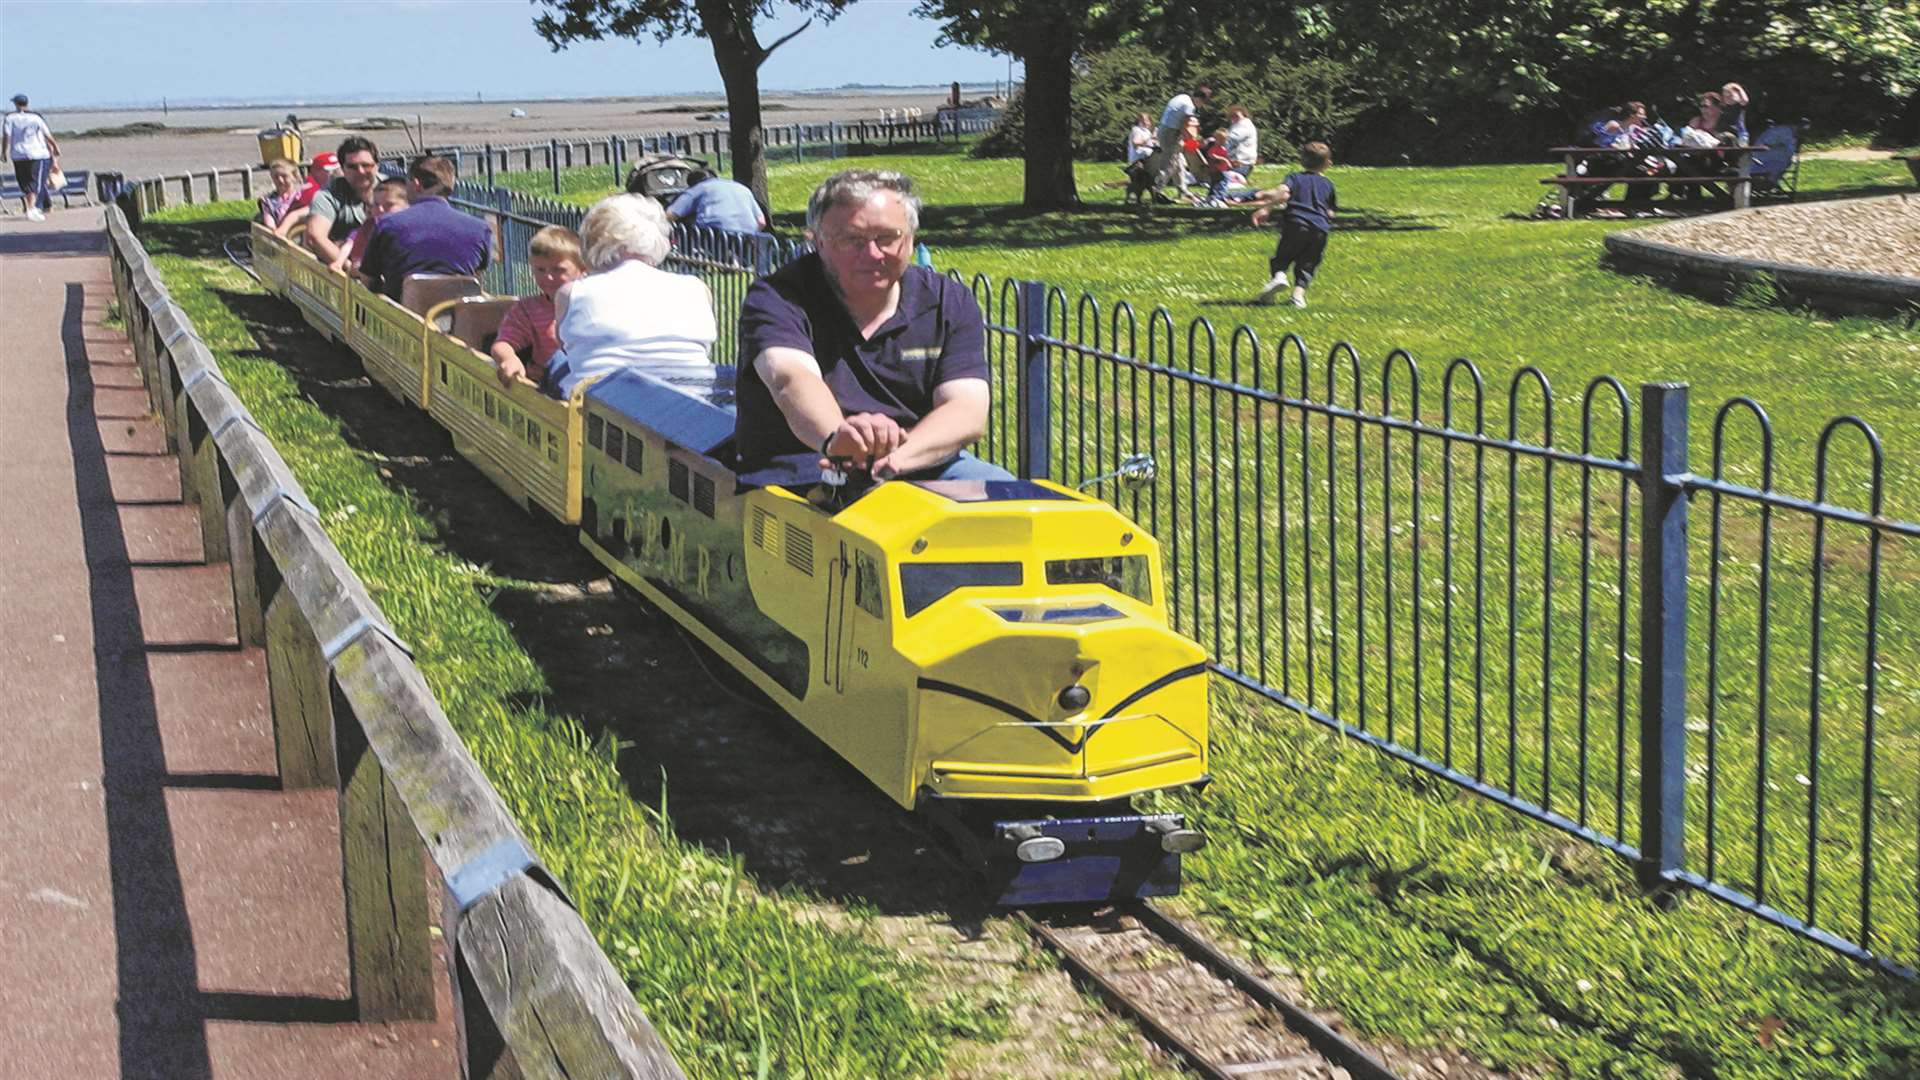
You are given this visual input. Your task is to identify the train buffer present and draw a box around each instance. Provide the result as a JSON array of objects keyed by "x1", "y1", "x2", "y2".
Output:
[{"x1": 0, "y1": 215, "x2": 458, "y2": 1077}]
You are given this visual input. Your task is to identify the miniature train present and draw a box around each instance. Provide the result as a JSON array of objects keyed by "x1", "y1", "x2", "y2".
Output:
[{"x1": 248, "y1": 223, "x2": 1211, "y2": 904}]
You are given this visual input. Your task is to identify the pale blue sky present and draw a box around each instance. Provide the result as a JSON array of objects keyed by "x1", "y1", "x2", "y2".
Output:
[{"x1": 0, "y1": 0, "x2": 1015, "y2": 108}]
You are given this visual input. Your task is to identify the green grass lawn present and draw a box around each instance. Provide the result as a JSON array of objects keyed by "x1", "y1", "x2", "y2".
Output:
[{"x1": 161, "y1": 144, "x2": 1920, "y2": 1077}]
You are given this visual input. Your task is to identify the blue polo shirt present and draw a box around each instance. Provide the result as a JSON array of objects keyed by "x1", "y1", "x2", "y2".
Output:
[
  {"x1": 667, "y1": 178, "x2": 765, "y2": 234},
  {"x1": 733, "y1": 254, "x2": 988, "y2": 489},
  {"x1": 360, "y1": 195, "x2": 492, "y2": 302},
  {"x1": 1281, "y1": 172, "x2": 1337, "y2": 233}
]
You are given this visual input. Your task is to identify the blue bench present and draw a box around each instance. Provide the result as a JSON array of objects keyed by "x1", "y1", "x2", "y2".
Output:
[{"x1": 3, "y1": 167, "x2": 93, "y2": 211}]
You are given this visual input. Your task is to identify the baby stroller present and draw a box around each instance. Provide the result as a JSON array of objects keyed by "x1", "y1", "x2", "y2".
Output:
[
  {"x1": 1748, "y1": 121, "x2": 1802, "y2": 202},
  {"x1": 624, "y1": 153, "x2": 706, "y2": 208}
]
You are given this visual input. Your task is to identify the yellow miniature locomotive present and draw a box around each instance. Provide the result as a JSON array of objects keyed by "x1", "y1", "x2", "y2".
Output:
[{"x1": 249, "y1": 224, "x2": 1211, "y2": 903}]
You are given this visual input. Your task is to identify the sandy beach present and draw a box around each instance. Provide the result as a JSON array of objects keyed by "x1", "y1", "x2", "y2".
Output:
[{"x1": 47, "y1": 90, "x2": 962, "y2": 179}]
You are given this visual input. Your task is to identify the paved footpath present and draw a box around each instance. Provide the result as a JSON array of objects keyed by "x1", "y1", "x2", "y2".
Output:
[{"x1": 0, "y1": 207, "x2": 457, "y2": 1079}]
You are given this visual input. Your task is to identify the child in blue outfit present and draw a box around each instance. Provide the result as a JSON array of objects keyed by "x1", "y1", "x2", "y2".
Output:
[{"x1": 1250, "y1": 141, "x2": 1337, "y2": 308}]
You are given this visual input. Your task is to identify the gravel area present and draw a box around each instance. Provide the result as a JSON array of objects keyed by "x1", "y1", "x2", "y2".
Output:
[{"x1": 1634, "y1": 194, "x2": 1920, "y2": 279}]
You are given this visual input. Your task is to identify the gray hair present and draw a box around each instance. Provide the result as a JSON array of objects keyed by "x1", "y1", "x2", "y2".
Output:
[
  {"x1": 580, "y1": 194, "x2": 671, "y2": 271},
  {"x1": 805, "y1": 169, "x2": 921, "y2": 236}
]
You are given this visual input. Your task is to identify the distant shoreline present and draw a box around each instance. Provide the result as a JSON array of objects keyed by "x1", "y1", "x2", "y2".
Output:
[{"x1": 50, "y1": 85, "x2": 1005, "y2": 115}]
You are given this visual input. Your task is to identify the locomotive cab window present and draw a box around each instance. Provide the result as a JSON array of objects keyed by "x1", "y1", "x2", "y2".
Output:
[
  {"x1": 899, "y1": 562, "x2": 1022, "y2": 618},
  {"x1": 1045, "y1": 556, "x2": 1151, "y2": 605}
]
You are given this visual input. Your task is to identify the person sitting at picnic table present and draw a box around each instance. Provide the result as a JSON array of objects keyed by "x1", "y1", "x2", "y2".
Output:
[
  {"x1": 357, "y1": 155, "x2": 489, "y2": 303},
  {"x1": 547, "y1": 194, "x2": 716, "y2": 399},
  {"x1": 1715, "y1": 82, "x2": 1750, "y2": 144},
  {"x1": 1224, "y1": 105, "x2": 1259, "y2": 183},
  {"x1": 733, "y1": 168, "x2": 1011, "y2": 489}
]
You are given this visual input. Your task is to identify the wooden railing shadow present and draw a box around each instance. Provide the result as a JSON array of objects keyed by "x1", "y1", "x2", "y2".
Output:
[{"x1": 103, "y1": 205, "x2": 686, "y2": 1080}]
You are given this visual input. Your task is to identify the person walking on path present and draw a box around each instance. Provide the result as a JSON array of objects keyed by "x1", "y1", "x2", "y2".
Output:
[
  {"x1": 1141, "y1": 85, "x2": 1212, "y2": 203},
  {"x1": 4, "y1": 93, "x2": 60, "y2": 221}
]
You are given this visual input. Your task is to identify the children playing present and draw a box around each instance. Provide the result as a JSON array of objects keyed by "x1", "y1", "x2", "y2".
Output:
[
  {"x1": 329, "y1": 177, "x2": 409, "y2": 276},
  {"x1": 257, "y1": 158, "x2": 302, "y2": 230},
  {"x1": 1250, "y1": 141, "x2": 1338, "y2": 308},
  {"x1": 490, "y1": 225, "x2": 586, "y2": 389},
  {"x1": 1198, "y1": 128, "x2": 1235, "y2": 207}
]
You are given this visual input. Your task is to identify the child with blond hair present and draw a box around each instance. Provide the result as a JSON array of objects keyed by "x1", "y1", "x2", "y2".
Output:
[
  {"x1": 257, "y1": 158, "x2": 302, "y2": 229},
  {"x1": 331, "y1": 177, "x2": 409, "y2": 276},
  {"x1": 490, "y1": 225, "x2": 586, "y2": 388}
]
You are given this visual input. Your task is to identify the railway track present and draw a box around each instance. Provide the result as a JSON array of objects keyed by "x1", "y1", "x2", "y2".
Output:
[{"x1": 1017, "y1": 903, "x2": 1400, "y2": 1080}]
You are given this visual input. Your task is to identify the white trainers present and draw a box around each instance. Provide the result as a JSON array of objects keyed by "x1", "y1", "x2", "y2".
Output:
[
  {"x1": 1256, "y1": 271, "x2": 1288, "y2": 304},
  {"x1": 1290, "y1": 293, "x2": 1308, "y2": 308},
  {"x1": 26, "y1": 208, "x2": 45, "y2": 221}
]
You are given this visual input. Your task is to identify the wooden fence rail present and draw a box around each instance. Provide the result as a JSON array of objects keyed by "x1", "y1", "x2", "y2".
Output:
[{"x1": 102, "y1": 204, "x2": 686, "y2": 1080}]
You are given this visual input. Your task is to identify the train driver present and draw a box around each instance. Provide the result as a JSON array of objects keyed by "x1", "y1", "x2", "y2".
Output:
[{"x1": 733, "y1": 169, "x2": 1014, "y2": 490}]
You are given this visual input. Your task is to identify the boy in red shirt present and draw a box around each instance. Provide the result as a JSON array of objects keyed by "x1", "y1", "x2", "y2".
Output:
[{"x1": 490, "y1": 225, "x2": 586, "y2": 389}]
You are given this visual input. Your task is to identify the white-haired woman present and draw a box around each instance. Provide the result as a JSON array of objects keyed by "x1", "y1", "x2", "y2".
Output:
[{"x1": 548, "y1": 194, "x2": 716, "y2": 398}]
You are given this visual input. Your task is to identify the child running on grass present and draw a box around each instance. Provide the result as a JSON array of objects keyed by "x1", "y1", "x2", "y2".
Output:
[
  {"x1": 490, "y1": 225, "x2": 586, "y2": 389},
  {"x1": 1250, "y1": 141, "x2": 1338, "y2": 308}
]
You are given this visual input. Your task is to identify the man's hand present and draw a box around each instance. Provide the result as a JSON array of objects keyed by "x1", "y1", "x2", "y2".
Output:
[{"x1": 821, "y1": 412, "x2": 904, "y2": 471}]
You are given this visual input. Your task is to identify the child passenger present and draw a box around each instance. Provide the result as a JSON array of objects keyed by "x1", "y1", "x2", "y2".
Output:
[
  {"x1": 331, "y1": 177, "x2": 409, "y2": 276},
  {"x1": 1250, "y1": 141, "x2": 1338, "y2": 309},
  {"x1": 490, "y1": 225, "x2": 586, "y2": 388},
  {"x1": 257, "y1": 158, "x2": 301, "y2": 229}
]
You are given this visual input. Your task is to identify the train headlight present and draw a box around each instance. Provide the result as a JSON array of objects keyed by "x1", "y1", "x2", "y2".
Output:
[
  {"x1": 1057, "y1": 684, "x2": 1092, "y2": 712},
  {"x1": 1006, "y1": 825, "x2": 1065, "y2": 863}
]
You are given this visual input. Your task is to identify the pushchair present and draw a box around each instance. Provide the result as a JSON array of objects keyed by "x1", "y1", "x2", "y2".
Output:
[{"x1": 1747, "y1": 121, "x2": 1803, "y2": 202}]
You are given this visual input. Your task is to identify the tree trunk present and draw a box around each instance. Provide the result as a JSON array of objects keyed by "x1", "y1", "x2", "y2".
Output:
[
  {"x1": 697, "y1": 0, "x2": 772, "y2": 213},
  {"x1": 1020, "y1": 37, "x2": 1080, "y2": 210}
]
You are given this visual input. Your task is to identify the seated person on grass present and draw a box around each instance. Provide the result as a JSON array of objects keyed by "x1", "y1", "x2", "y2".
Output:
[
  {"x1": 329, "y1": 177, "x2": 409, "y2": 275},
  {"x1": 490, "y1": 225, "x2": 585, "y2": 389},
  {"x1": 303, "y1": 137, "x2": 379, "y2": 263},
  {"x1": 733, "y1": 168, "x2": 1012, "y2": 490},
  {"x1": 358, "y1": 155, "x2": 491, "y2": 303}
]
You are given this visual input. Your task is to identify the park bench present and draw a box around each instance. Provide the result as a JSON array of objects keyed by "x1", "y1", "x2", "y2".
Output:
[{"x1": 3, "y1": 167, "x2": 93, "y2": 212}]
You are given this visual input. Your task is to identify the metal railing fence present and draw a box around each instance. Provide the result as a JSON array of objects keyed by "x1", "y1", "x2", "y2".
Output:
[{"x1": 375, "y1": 190, "x2": 1920, "y2": 980}]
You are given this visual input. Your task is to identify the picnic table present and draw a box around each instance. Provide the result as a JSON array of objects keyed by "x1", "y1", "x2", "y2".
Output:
[{"x1": 1544, "y1": 145, "x2": 1767, "y2": 218}]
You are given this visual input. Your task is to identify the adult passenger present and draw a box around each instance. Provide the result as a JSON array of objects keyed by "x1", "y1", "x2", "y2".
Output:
[
  {"x1": 303, "y1": 136, "x2": 380, "y2": 264},
  {"x1": 3, "y1": 93, "x2": 60, "y2": 221},
  {"x1": 732, "y1": 169, "x2": 1013, "y2": 488},
  {"x1": 666, "y1": 168, "x2": 768, "y2": 234},
  {"x1": 358, "y1": 155, "x2": 490, "y2": 302},
  {"x1": 1141, "y1": 85, "x2": 1212, "y2": 202},
  {"x1": 547, "y1": 194, "x2": 716, "y2": 398}
]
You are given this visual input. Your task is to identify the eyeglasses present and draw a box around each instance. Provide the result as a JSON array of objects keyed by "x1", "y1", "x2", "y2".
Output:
[{"x1": 825, "y1": 229, "x2": 909, "y2": 255}]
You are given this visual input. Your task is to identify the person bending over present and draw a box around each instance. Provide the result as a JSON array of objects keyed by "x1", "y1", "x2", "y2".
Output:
[
  {"x1": 303, "y1": 137, "x2": 380, "y2": 264},
  {"x1": 358, "y1": 155, "x2": 490, "y2": 302},
  {"x1": 732, "y1": 168, "x2": 1012, "y2": 489},
  {"x1": 546, "y1": 195, "x2": 716, "y2": 398},
  {"x1": 490, "y1": 225, "x2": 585, "y2": 389},
  {"x1": 665, "y1": 167, "x2": 767, "y2": 234}
]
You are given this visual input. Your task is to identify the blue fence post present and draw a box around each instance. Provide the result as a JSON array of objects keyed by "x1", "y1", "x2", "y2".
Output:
[
  {"x1": 1637, "y1": 382, "x2": 1690, "y2": 889},
  {"x1": 1015, "y1": 280, "x2": 1051, "y2": 481}
]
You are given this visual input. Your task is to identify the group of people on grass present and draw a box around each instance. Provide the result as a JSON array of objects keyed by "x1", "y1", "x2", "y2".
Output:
[{"x1": 1131, "y1": 85, "x2": 1341, "y2": 308}]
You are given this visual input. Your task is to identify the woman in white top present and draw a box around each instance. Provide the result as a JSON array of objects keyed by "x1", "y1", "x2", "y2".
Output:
[
  {"x1": 3, "y1": 93, "x2": 60, "y2": 221},
  {"x1": 550, "y1": 194, "x2": 717, "y2": 398},
  {"x1": 1126, "y1": 112, "x2": 1156, "y2": 165}
]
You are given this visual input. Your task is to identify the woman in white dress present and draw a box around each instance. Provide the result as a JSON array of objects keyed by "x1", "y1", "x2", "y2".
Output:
[{"x1": 549, "y1": 194, "x2": 717, "y2": 397}]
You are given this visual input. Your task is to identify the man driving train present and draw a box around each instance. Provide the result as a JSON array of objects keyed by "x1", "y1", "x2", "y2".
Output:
[{"x1": 732, "y1": 169, "x2": 1015, "y2": 490}]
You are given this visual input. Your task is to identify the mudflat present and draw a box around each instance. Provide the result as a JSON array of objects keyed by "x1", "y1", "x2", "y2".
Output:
[{"x1": 49, "y1": 91, "x2": 958, "y2": 178}]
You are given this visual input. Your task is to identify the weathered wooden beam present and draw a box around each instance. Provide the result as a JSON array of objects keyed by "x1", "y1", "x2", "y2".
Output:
[
  {"x1": 462, "y1": 874, "x2": 688, "y2": 1080},
  {"x1": 211, "y1": 418, "x2": 306, "y2": 648},
  {"x1": 181, "y1": 372, "x2": 242, "y2": 565},
  {"x1": 332, "y1": 677, "x2": 436, "y2": 1021}
]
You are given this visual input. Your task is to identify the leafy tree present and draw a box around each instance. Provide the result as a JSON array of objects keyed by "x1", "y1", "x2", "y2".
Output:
[
  {"x1": 532, "y1": 0, "x2": 851, "y2": 211},
  {"x1": 916, "y1": 1, "x2": 1144, "y2": 209}
]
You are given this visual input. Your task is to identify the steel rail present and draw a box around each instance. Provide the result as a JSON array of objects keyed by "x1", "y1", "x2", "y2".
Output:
[{"x1": 1015, "y1": 903, "x2": 1401, "y2": 1080}]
